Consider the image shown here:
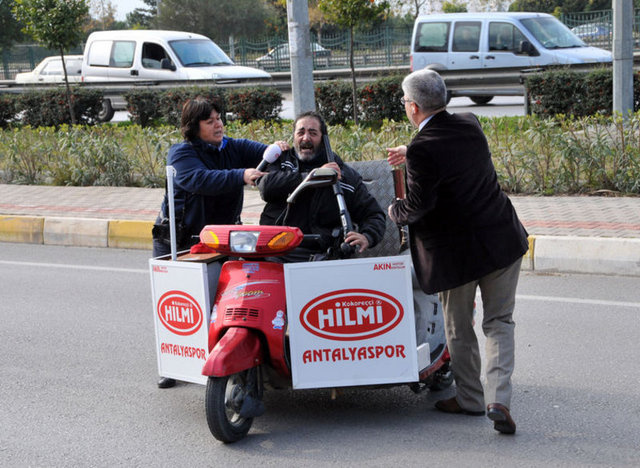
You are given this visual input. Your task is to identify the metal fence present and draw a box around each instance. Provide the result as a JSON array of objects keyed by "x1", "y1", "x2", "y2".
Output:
[
  {"x1": 1, "y1": 45, "x2": 83, "y2": 80},
  {"x1": 0, "y1": 26, "x2": 412, "y2": 80},
  {"x1": 222, "y1": 26, "x2": 413, "y2": 72},
  {"x1": 561, "y1": 9, "x2": 640, "y2": 50},
  {"x1": 3, "y1": 12, "x2": 638, "y2": 81}
]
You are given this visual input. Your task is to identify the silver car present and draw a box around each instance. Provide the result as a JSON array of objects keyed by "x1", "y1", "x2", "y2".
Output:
[{"x1": 256, "y1": 42, "x2": 331, "y2": 70}]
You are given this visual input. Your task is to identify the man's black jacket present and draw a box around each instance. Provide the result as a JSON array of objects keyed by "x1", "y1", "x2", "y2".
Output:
[{"x1": 258, "y1": 149, "x2": 386, "y2": 251}]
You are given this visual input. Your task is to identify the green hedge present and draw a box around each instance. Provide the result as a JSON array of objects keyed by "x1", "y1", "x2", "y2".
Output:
[
  {"x1": 0, "y1": 88, "x2": 103, "y2": 128},
  {"x1": 0, "y1": 94, "x2": 16, "y2": 128},
  {"x1": 0, "y1": 75, "x2": 406, "y2": 128},
  {"x1": 315, "y1": 74, "x2": 405, "y2": 125},
  {"x1": 1, "y1": 116, "x2": 639, "y2": 194},
  {"x1": 525, "y1": 68, "x2": 640, "y2": 116},
  {"x1": 124, "y1": 86, "x2": 277, "y2": 127}
]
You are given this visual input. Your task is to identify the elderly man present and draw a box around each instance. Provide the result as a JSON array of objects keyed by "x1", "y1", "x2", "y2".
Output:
[{"x1": 387, "y1": 69, "x2": 528, "y2": 434}]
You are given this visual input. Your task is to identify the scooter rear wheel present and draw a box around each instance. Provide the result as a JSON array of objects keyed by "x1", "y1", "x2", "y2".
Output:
[
  {"x1": 205, "y1": 373, "x2": 254, "y2": 443},
  {"x1": 428, "y1": 361, "x2": 454, "y2": 392}
]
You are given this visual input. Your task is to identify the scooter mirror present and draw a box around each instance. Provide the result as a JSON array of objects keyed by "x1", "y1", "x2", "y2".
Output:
[{"x1": 286, "y1": 167, "x2": 338, "y2": 204}]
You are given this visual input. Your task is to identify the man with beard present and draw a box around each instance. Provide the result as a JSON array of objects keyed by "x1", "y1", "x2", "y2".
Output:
[{"x1": 258, "y1": 111, "x2": 385, "y2": 261}]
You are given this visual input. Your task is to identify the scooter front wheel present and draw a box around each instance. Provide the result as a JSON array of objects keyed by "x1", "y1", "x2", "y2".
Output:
[{"x1": 205, "y1": 372, "x2": 255, "y2": 443}]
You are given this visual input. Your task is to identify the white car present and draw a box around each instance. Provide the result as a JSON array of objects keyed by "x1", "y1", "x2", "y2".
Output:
[
  {"x1": 14, "y1": 55, "x2": 83, "y2": 84},
  {"x1": 256, "y1": 42, "x2": 331, "y2": 70}
]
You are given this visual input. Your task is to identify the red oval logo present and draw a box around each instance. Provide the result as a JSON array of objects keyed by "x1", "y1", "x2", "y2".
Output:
[
  {"x1": 300, "y1": 289, "x2": 403, "y2": 341},
  {"x1": 157, "y1": 290, "x2": 203, "y2": 336}
]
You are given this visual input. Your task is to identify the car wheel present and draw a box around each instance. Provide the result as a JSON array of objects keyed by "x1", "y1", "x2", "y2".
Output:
[
  {"x1": 98, "y1": 99, "x2": 115, "y2": 122},
  {"x1": 470, "y1": 95, "x2": 494, "y2": 106}
]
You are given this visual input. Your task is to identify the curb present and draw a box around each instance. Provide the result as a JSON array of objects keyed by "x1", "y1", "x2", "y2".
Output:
[
  {"x1": 0, "y1": 215, "x2": 153, "y2": 250},
  {"x1": 1, "y1": 215, "x2": 639, "y2": 277},
  {"x1": 532, "y1": 235, "x2": 640, "y2": 276}
]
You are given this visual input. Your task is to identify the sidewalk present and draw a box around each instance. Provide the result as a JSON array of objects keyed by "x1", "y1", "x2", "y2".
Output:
[{"x1": 1, "y1": 183, "x2": 639, "y2": 276}]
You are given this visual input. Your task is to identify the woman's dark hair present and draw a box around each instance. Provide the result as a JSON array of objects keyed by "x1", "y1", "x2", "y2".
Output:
[{"x1": 180, "y1": 98, "x2": 222, "y2": 141}]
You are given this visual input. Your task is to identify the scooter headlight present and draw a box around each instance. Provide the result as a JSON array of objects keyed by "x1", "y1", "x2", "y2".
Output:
[{"x1": 230, "y1": 231, "x2": 260, "y2": 253}]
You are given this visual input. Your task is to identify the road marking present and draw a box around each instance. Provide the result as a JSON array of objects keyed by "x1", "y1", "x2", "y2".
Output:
[
  {"x1": 2, "y1": 260, "x2": 639, "y2": 308},
  {"x1": 0, "y1": 260, "x2": 147, "y2": 274},
  {"x1": 516, "y1": 294, "x2": 640, "y2": 309}
]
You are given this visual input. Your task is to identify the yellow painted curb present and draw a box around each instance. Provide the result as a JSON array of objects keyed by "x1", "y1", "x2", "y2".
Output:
[
  {"x1": 108, "y1": 220, "x2": 154, "y2": 250},
  {"x1": 523, "y1": 235, "x2": 535, "y2": 270},
  {"x1": 0, "y1": 215, "x2": 44, "y2": 244}
]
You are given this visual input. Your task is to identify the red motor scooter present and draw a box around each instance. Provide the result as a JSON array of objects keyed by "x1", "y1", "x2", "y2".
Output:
[{"x1": 198, "y1": 166, "x2": 452, "y2": 443}]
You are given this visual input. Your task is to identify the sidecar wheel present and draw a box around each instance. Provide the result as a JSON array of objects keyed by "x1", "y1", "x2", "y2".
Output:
[
  {"x1": 205, "y1": 373, "x2": 254, "y2": 443},
  {"x1": 428, "y1": 362, "x2": 454, "y2": 392}
]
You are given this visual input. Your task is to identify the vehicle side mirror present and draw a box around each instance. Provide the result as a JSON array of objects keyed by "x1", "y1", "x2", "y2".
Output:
[
  {"x1": 286, "y1": 167, "x2": 338, "y2": 204},
  {"x1": 160, "y1": 58, "x2": 176, "y2": 71}
]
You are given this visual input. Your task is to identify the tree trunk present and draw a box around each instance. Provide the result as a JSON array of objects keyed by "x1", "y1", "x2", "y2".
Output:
[{"x1": 60, "y1": 47, "x2": 76, "y2": 125}]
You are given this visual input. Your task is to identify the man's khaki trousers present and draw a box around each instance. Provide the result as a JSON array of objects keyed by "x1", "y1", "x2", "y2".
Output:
[{"x1": 438, "y1": 257, "x2": 522, "y2": 412}]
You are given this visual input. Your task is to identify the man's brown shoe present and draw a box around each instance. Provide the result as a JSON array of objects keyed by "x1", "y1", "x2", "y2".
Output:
[
  {"x1": 487, "y1": 403, "x2": 516, "y2": 434},
  {"x1": 435, "y1": 397, "x2": 485, "y2": 416}
]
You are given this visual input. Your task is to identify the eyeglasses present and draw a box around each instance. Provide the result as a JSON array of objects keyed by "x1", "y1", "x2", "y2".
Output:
[{"x1": 400, "y1": 97, "x2": 413, "y2": 106}]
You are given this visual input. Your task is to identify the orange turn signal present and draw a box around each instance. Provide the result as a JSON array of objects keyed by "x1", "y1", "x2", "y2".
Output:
[{"x1": 267, "y1": 231, "x2": 297, "y2": 251}]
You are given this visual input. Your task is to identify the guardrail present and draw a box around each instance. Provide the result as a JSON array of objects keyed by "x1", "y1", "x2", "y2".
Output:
[{"x1": 0, "y1": 57, "x2": 635, "y2": 116}]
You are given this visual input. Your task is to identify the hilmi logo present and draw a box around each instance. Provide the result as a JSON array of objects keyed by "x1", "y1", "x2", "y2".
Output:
[
  {"x1": 300, "y1": 289, "x2": 404, "y2": 341},
  {"x1": 157, "y1": 290, "x2": 203, "y2": 336}
]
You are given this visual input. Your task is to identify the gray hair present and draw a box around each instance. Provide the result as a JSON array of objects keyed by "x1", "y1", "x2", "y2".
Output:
[{"x1": 402, "y1": 69, "x2": 447, "y2": 112}]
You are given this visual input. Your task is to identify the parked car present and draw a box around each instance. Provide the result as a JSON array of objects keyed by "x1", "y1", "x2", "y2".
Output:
[
  {"x1": 570, "y1": 22, "x2": 612, "y2": 41},
  {"x1": 256, "y1": 42, "x2": 331, "y2": 70},
  {"x1": 14, "y1": 55, "x2": 83, "y2": 84}
]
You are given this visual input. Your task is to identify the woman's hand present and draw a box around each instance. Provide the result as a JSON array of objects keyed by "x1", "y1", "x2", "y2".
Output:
[
  {"x1": 272, "y1": 140, "x2": 290, "y2": 152},
  {"x1": 244, "y1": 168, "x2": 266, "y2": 186}
]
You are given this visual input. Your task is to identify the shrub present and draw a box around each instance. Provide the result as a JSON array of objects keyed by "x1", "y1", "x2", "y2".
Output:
[
  {"x1": 358, "y1": 75, "x2": 404, "y2": 123},
  {"x1": 0, "y1": 126, "x2": 54, "y2": 184},
  {"x1": 226, "y1": 86, "x2": 282, "y2": 122},
  {"x1": 159, "y1": 86, "x2": 227, "y2": 127},
  {"x1": 49, "y1": 125, "x2": 135, "y2": 186},
  {"x1": 315, "y1": 80, "x2": 353, "y2": 125},
  {"x1": 124, "y1": 89, "x2": 163, "y2": 127},
  {"x1": 0, "y1": 94, "x2": 17, "y2": 128},
  {"x1": 1, "y1": 117, "x2": 639, "y2": 194},
  {"x1": 17, "y1": 88, "x2": 103, "y2": 127},
  {"x1": 525, "y1": 68, "x2": 640, "y2": 117}
]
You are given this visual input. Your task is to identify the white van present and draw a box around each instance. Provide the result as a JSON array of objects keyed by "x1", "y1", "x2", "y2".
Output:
[
  {"x1": 82, "y1": 30, "x2": 272, "y2": 120},
  {"x1": 82, "y1": 30, "x2": 271, "y2": 82},
  {"x1": 411, "y1": 12, "x2": 612, "y2": 102}
]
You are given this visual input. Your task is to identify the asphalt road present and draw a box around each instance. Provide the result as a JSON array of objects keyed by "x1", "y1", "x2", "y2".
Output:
[{"x1": 1, "y1": 243, "x2": 639, "y2": 466}]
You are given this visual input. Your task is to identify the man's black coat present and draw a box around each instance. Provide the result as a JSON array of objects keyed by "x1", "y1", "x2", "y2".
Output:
[{"x1": 390, "y1": 111, "x2": 528, "y2": 294}]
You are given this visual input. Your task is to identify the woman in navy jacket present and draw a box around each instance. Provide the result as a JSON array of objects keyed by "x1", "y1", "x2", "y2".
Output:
[
  {"x1": 153, "y1": 98, "x2": 287, "y2": 389},
  {"x1": 152, "y1": 97, "x2": 288, "y2": 257}
]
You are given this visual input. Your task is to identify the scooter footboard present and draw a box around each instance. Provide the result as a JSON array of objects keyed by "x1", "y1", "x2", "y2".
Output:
[{"x1": 202, "y1": 327, "x2": 263, "y2": 377}]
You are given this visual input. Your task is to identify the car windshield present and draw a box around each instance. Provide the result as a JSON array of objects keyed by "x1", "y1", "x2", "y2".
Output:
[
  {"x1": 169, "y1": 39, "x2": 234, "y2": 67},
  {"x1": 521, "y1": 17, "x2": 586, "y2": 49}
]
